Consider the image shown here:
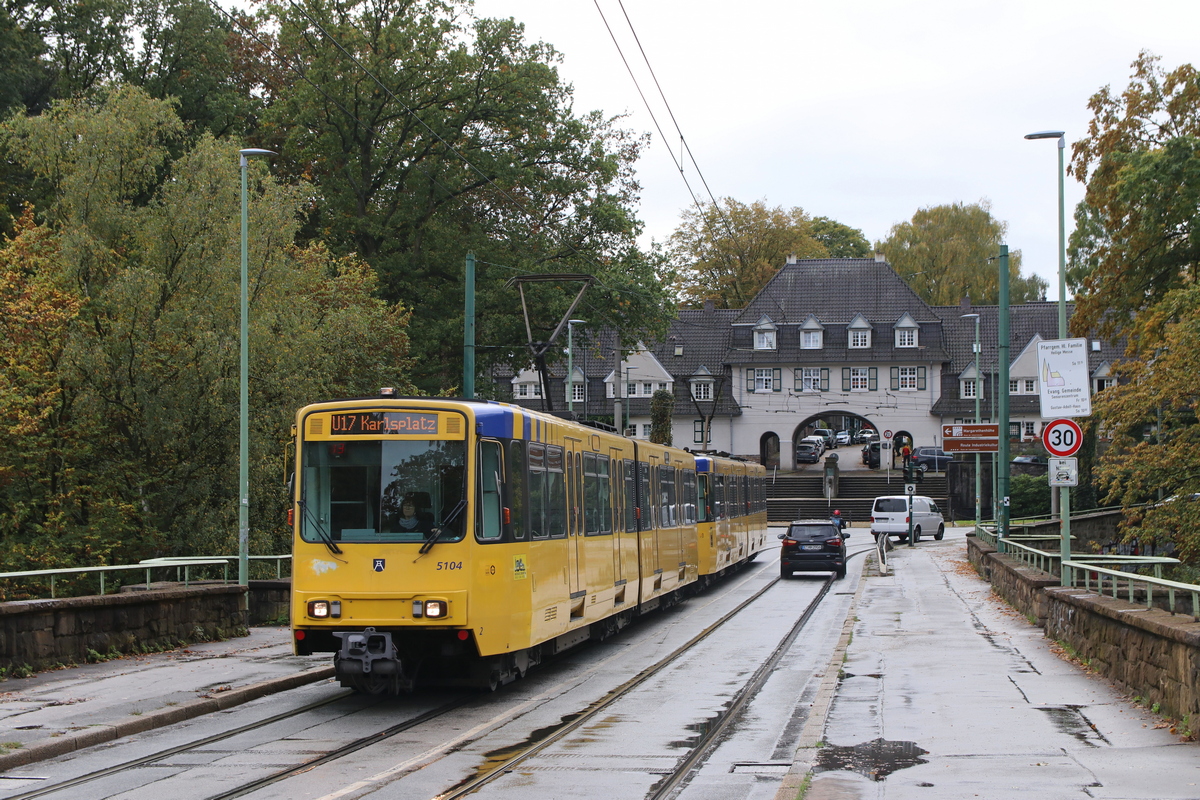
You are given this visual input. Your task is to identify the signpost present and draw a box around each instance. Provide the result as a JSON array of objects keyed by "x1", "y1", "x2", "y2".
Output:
[
  {"x1": 1037, "y1": 339, "x2": 1092, "y2": 419},
  {"x1": 1042, "y1": 418, "x2": 1083, "y2": 458},
  {"x1": 942, "y1": 423, "x2": 999, "y2": 453},
  {"x1": 1048, "y1": 457, "x2": 1078, "y2": 487}
]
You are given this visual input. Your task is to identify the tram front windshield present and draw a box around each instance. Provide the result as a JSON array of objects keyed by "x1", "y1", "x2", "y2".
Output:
[{"x1": 300, "y1": 439, "x2": 467, "y2": 544}]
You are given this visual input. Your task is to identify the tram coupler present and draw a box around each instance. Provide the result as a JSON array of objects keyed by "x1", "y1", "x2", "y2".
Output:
[{"x1": 333, "y1": 627, "x2": 399, "y2": 675}]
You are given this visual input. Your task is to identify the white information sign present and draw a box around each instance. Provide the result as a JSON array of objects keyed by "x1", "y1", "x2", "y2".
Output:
[
  {"x1": 1048, "y1": 457, "x2": 1079, "y2": 487},
  {"x1": 1037, "y1": 338, "x2": 1092, "y2": 418}
]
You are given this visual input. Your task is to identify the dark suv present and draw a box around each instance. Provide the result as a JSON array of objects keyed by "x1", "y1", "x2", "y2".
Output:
[
  {"x1": 912, "y1": 446, "x2": 954, "y2": 472},
  {"x1": 779, "y1": 519, "x2": 848, "y2": 579}
]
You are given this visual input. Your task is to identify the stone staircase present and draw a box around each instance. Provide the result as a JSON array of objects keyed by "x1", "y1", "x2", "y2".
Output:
[{"x1": 766, "y1": 471, "x2": 950, "y2": 524}]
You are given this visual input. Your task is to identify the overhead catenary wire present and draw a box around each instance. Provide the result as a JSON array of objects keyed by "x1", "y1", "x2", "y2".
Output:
[{"x1": 593, "y1": 0, "x2": 756, "y2": 290}]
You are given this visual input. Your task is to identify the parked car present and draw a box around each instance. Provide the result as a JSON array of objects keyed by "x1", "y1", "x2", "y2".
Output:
[
  {"x1": 912, "y1": 446, "x2": 954, "y2": 472},
  {"x1": 812, "y1": 429, "x2": 837, "y2": 449},
  {"x1": 1012, "y1": 455, "x2": 1047, "y2": 465},
  {"x1": 854, "y1": 429, "x2": 878, "y2": 444},
  {"x1": 779, "y1": 519, "x2": 848, "y2": 579},
  {"x1": 835, "y1": 430, "x2": 852, "y2": 445},
  {"x1": 796, "y1": 441, "x2": 822, "y2": 464},
  {"x1": 870, "y1": 495, "x2": 945, "y2": 543},
  {"x1": 861, "y1": 441, "x2": 881, "y2": 468}
]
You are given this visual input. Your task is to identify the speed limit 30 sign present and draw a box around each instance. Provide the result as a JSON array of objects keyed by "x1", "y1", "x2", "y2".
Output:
[{"x1": 1042, "y1": 418, "x2": 1083, "y2": 457}]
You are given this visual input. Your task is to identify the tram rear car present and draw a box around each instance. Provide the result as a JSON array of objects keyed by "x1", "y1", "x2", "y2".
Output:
[
  {"x1": 290, "y1": 396, "x2": 705, "y2": 692},
  {"x1": 694, "y1": 456, "x2": 770, "y2": 580}
]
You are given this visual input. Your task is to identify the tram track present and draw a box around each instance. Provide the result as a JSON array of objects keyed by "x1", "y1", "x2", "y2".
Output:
[
  {"x1": 433, "y1": 552, "x2": 866, "y2": 800},
  {"x1": 2, "y1": 691, "x2": 473, "y2": 800},
  {"x1": 6, "y1": 544, "x2": 874, "y2": 800}
]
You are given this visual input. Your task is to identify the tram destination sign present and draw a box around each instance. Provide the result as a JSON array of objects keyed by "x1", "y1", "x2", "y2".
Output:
[
  {"x1": 329, "y1": 411, "x2": 439, "y2": 435},
  {"x1": 942, "y1": 423, "x2": 999, "y2": 454}
]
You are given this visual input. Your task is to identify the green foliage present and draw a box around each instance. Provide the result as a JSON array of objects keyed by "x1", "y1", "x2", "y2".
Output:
[
  {"x1": 667, "y1": 197, "x2": 829, "y2": 309},
  {"x1": 1008, "y1": 474, "x2": 1051, "y2": 519},
  {"x1": 258, "y1": 0, "x2": 670, "y2": 392},
  {"x1": 810, "y1": 217, "x2": 870, "y2": 258},
  {"x1": 649, "y1": 389, "x2": 674, "y2": 445},
  {"x1": 1068, "y1": 51, "x2": 1200, "y2": 347},
  {"x1": 1069, "y1": 53, "x2": 1200, "y2": 563},
  {"x1": 0, "y1": 87, "x2": 417, "y2": 571},
  {"x1": 876, "y1": 201, "x2": 1048, "y2": 305}
]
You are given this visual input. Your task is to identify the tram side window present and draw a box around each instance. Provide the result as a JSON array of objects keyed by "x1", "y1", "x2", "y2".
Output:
[
  {"x1": 639, "y1": 462, "x2": 652, "y2": 529},
  {"x1": 508, "y1": 441, "x2": 526, "y2": 539},
  {"x1": 600, "y1": 455, "x2": 612, "y2": 534},
  {"x1": 583, "y1": 453, "x2": 612, "y2": 535},
  {"x1": 682, "y1": 469, "x2": 697, "y2": 524},
  {"x1": 624, "y1": 459, "x2": 636, "y2": 531},
  {"x1": 697, "y1": 473, "x2": 710, "y2": 523},
  {"x1": 529, "y1": 443, "x2": 546, "y2": 539},
  {"x1": 546, "y1": 445, "x2": 567, "y2": 538},
  {"x1": 583, "y1": 453, "x2": 598, "y2": 534},
  {"x1": 741, "y1": 475, "x2": 750, "y2": 515},
  {"x1": 714, "y1": 475, "x2": 725, "y2": 520},
  {"x1": 659, "y1": 465, "x2": 677, "y2": 527}
]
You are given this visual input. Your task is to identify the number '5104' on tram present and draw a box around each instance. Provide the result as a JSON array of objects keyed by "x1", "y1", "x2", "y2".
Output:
[{"x1": 289, "y1": 393, "x2": 769, "y2": 693}]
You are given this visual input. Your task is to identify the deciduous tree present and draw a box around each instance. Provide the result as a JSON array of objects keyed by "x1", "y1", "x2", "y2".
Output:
[
  {"x1": 876, "y1": 201, "x2": 1047, "y2": 306},
  {"x1": 667, "y1": 198, "x2": 827, "y2": 309},
  {"x1": 259, "y1": 0, "x2": 671, "y2": 391},
  {"x1": 1068, "y1": 51, "x2": 1200, "y2": 348}
]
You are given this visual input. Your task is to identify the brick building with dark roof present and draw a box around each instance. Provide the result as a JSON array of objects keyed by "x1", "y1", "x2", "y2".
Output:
[{"x1": 500, "y1": 256, "x2": 1122, "y2": 468}]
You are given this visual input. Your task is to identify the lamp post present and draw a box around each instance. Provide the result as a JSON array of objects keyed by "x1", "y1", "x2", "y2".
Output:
[
  {"x1": 239, "y1": 148, "x2": 275, "y2": 590},
  {"x1": 1025, "y1": 129, "x2": 1072, "y2": 583},
  {"x1": 566, "y1": 319, "x2": 586, "y2": 414},
  {"x1": 962, "y1": 313, "x2": 982, "y2": 531}
]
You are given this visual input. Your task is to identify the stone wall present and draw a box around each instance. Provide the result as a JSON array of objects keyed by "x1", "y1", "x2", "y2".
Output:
[
  {"x1": 966, "y1": 535, "x2": 1059, "y2": 626},
  {"x1": 249, "y1": 580, "x2": 291, "y2": 626},
  {"x1": 0, "y1": 580, "x2": 292, "y2": 673},
  {"x1": 967, "y1": 533, "x2": 1200, "y2": 726},
  {"x1": 1045, "y1": 587, "x2": 1200, "y2": 724}
]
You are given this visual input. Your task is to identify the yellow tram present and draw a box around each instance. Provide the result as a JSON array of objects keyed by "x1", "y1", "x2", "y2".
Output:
[{"x1": 289, "y1": 393, "x2": 768, "y2": 692}]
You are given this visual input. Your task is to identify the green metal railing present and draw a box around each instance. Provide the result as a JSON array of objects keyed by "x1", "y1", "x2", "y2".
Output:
[
  {"x1": 973, "y1": 524, "x2": 1196, "y2": 618},
  {"x1": 1063, "y1": 560, "x2": 1200, "y2": 621},
  {"x1": 0, "y1": 555, "x2": 291, "y2": 600}
]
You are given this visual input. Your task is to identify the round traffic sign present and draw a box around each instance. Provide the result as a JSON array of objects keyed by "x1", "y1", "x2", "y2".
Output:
[
  {"x1": 1042, "y1": 418, "x2": 1083, "y2": 457},
  {"x1": 883, "y1": 429, "x2": 893, "y2": 439}
]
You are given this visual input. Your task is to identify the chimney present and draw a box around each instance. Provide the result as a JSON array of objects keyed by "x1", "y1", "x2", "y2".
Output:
[
  {"x1": 874, "y1": 251, "x2": 885, "y2": 263},
  {"x1": 704, "y1": 299, "x2": 715, "y2": 314},
  {"x1": 960, "y1": 296, "x2": 972, "y2": 311},
  {"x1": 786, "y1": 254, "x2": 797, "y2": 265}
]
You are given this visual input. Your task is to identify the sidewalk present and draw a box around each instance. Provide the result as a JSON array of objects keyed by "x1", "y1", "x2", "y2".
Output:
[
  {"x1": 784, "y1": 529, "x2": 1200, "y2": 800},
  {"x1": 0, "y1": 626, "x2": 332, "y2": 770}
]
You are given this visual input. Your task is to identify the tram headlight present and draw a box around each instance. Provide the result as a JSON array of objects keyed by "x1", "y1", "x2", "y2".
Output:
[
  {"x1": 412, "y1": 599, "x2": 448, "y2": 619},
  {"x1": 307, "y1": 600, "x2": 341, "y2": 619}
]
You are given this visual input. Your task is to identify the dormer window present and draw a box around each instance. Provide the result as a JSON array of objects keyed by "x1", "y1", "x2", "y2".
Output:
[
  {"x1": 753, "y1": 316, "x2": 777, "y2": 350},
  {"x1": 894, "y1": 313, "x2": 919, "y2": 348},
  {"x1": 800, "y1": 314, "x2": 824, "y2": 350},
  {"x1": 847, "y1": 313, "x2": 873, "y2": 349}
]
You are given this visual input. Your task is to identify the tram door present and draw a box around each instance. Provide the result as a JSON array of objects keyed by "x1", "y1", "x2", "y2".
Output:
[{"x1": 565, "y1": 442, "x2": 584, "y2": 599}]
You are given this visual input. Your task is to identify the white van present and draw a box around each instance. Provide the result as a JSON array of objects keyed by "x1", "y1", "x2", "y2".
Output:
[{"x1": 870, "y1": 495, "x2": 945, "y2": 543}]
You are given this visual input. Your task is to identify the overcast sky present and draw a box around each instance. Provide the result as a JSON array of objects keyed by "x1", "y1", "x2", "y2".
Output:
[{"x1": 470, "y1": 0, "x2": 1200, "y2": 300}]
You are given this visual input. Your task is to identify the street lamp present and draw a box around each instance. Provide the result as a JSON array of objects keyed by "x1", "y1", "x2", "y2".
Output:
[
  {"x1": 1025, "y1": 129, "x2": 1072, "y2": 584},
  {"x1": 566, "y1": 319, "x2": 586, "y2": 414},
  {"x1": 1024, "y1": 130, "x2": 1067, "y2": 336},
  {"x1": 962, "y1": 313, "x2": 981, "y2": 532},
  {"x1": 239, "y1": 148, "x2": 275, "y2": 590}
]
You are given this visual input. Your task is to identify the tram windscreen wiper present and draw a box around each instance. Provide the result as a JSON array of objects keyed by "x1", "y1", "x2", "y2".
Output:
[
  {"x1": 298, "y1": 500, "x2": 343, "y2": 555},
  {"x1": 418, "y1": 499, "x2": 466, "y2": 555}
]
